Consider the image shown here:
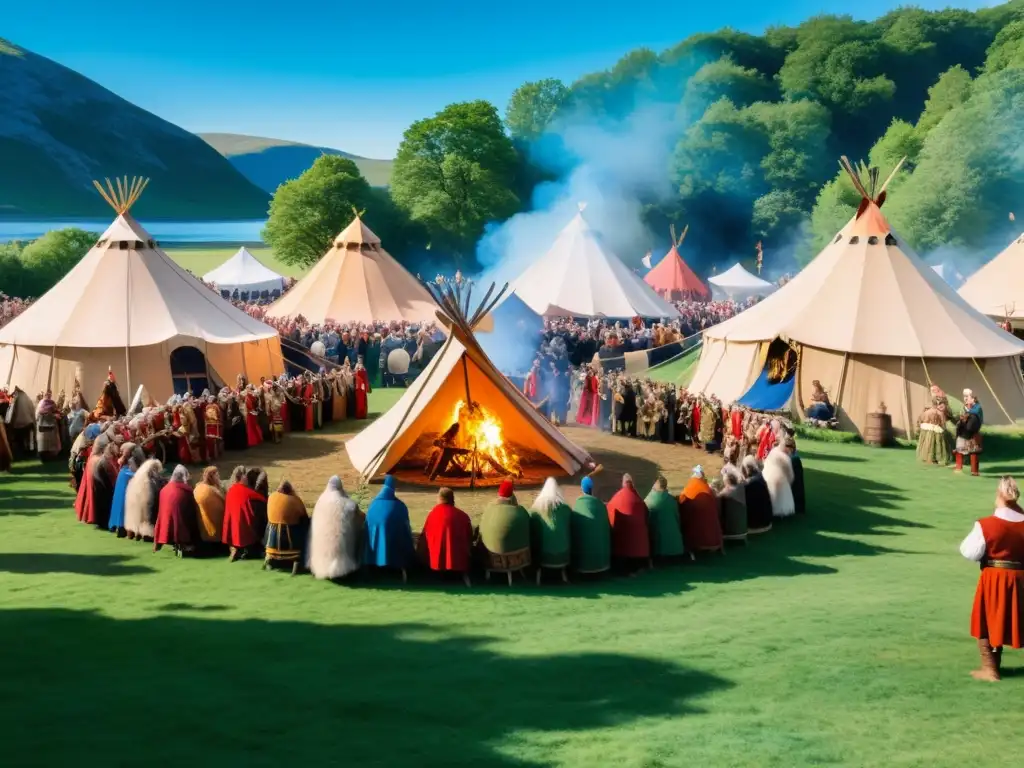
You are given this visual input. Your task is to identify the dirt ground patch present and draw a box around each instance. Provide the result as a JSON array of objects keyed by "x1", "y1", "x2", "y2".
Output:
[{"x1": 206, "y1": 420, "x2": 723, "y2": 530}]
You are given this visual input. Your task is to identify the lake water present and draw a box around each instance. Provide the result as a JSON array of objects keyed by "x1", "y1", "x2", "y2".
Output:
[{"x1": 0, "y1": 219, "x2": 266, "y2": 244}]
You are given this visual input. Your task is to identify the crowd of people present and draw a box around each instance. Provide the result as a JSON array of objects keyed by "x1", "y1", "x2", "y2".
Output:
[
  {"x1": 0, "y1": 293, "x2": 30, "y2": 330},
  {"x1": 67, "y1": 429, "x2": 807, "y2": 586}
]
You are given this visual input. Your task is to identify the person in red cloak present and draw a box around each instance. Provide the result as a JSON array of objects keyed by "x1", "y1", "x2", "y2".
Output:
[
  {"x1": 154, "y1": 464, "x2": 200, "y2": 557},
  {"x1": 524, "y1": 359, "x2": 542, "y2": 404},
  {"x1": 419, "y1": 486, "x2": 473, "y2": 585},
  {"x1": 302, "y1": 374, "x2": 315, "y2": 431},
  {"x1": 678, "y1": 465, "x2": 724, "y2": 555},
  {"x1": 222, "y1": 466, "x2": 268, "y2": 561},
  {"x1": 75, "y1": 443, "x2": 118, "y2": 529},
  {"x1": 243, "y1": 386, "x2": 263, "y2": 447},
  {"x1": 606, "y1": 473, "x2": 651, "y2": 570},
  {"x1": 730, "y1": 406, "x2": 744, "y2": 441},
  {"x1": 756, "y1": 418, "x2": 778, "y2": 461},
  {"x1": 354, "y1": 363, "x2": 371, "y2": 420},
  {"x1": 575, "y1": 365, "x2": 600, "y2": 427},
  {"x1": 691, "y1": 399, "x2": 701, "y2": 448}
]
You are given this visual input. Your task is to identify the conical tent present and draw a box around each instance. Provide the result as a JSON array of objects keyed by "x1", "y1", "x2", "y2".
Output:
[
  {"x1": 959, "y1": 233, "x2": 1024, "y2": 328},
  {"x1": 265, "y1": 214, "x2": 437, "y2": 325},
  {"x1": 202, "y1": 247, "x2": 286, "y2": 295},
  {"x1": 644, "y1": 225, "x2": 709, "y2": 300},
  {"x1": 0, "y1": 177, "x2": 284, "y2": 403},
  {"x1": 511, "y1": 209, "x2": 680, "y2": 319},
  {"x1": 345, "y1": 283, "x2": 593, "y2": 485},
  {"x1": 707, "y1": 263, "x2": 776, "y2": 302},
  {"x1": 689, "y1": 157, "x2": 1024, "y2": 437}
]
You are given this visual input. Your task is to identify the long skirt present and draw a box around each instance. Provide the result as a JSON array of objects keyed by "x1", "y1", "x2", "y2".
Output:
[
  {"x1": 971, "y1": 567, "x2": 1024, "y2": 648},
  {"x1": 264, "y1": 520, "x2": 309, "y2": 563},
  {"x1": 917, "y1": 424, "x2": 953, "y2": 465}
]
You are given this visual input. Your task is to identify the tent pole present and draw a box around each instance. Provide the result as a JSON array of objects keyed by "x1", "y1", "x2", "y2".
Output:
[
  {"x1": 125, "y1": 250, "x2": 133, "y2": 396},
  {"x1": 973, "y1": 357, "x2": 1014, "y2": 424},
  {"x1": 461, "y1": 356, "x2": 472, "y2": 404}
]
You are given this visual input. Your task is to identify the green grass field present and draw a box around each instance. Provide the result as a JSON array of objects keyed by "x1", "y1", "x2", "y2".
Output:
[
  {"x1": 2, "y1": 394, "x2": 1022, "y2": 766},
  {"x1": 165, "y1": 245, "x2": 308, "y2": 278},
  {"x1": 647, "y1": 344, "x2": 702, "y2": 386}
]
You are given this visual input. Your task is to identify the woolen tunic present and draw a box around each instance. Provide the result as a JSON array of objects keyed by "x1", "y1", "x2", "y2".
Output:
[
  {"x1": 644, "y1": 489, "x2": 685, "y2": 557},
  {"x1": 607, "y1": 486, "x2": 651, "y2": 559},
  {"x1": 529, "y1": 502, "x2": 572, "y2": 568},
  {"x1": 571, "y1": 494, "x2": 611, "y2": 573}
]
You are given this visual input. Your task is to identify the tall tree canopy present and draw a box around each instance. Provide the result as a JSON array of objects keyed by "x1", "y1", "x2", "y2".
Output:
[
  {"x1": 505, "y1": 79, "x2": 570, "y2": 143},
  {"x1": 391, "y1": 101, "x2": 520, "y2": 264}
]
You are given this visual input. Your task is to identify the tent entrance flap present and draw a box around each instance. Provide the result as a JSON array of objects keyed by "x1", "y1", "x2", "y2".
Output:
[{"x1": 737, "y1": 338, "x2": 797, "y2": 411}]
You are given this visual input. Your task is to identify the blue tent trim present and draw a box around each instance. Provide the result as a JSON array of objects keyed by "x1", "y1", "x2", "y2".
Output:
[{"x1": 736, "y1": 366, "x2": 795, "y2": 411}]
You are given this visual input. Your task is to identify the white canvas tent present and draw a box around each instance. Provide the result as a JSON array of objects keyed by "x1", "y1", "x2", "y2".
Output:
[
  {"x1": 346, "y1": 284, "x2": 593, "y2": 482},
  {"x1": 202, "y1": 247, "x2": 286, "y2": 295},
  {"x1": 265, "y1": 214, "x2": 437, "y2": 325},
  {"x1": 959, "y1": 233, "x2": 1024, "y2": 329},
  {"x1": 510, "y1": 208, "x2": 680, "y2": 319},
  {"x1": 689, "y1": 158, "x2": 1024, "y2": 437},
  {"x1": 707, "y1": 263, "x2": 776, "y2": 302},
  {"x1": 0, "y1": 178, "x2": 284, "y2": 403}
]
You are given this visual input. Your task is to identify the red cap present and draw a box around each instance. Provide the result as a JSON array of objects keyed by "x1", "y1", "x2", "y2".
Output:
[{"x1": 497, "y1": 479, "x2": 514, "y2": 499}]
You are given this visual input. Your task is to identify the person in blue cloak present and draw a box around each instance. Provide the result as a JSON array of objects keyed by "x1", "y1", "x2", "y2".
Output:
[{"x1": 363, "y1": 475, "x2": 415, "y2": 580}]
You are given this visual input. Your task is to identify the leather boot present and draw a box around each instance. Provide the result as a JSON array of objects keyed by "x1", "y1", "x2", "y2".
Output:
[
  {"x1": 954, "y1": 453, "x2": 963, "y2": 472},
  {"x1": 971, "y1": 639, "x2": 1001, "y2": 681},
  {"x1": 970, "y1": 454, "x2": 980, "y2": 477},
  {"x1": 993, "y1": 646, "x2": 1003, "y2": 676}
]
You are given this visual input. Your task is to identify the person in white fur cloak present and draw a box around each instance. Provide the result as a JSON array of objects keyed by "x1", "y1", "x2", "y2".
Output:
[
  {"x1": 307, "y1": 475, "x2": 363, "y2": 580},
  {"x1": 125, "y1": 458, "x2": 164, "y2": 540},
  {"x1": 762, "y1": 445, "x2": 795, "y2": 518}
]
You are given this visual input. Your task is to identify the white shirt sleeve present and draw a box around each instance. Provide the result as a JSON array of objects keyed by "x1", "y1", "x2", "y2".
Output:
[{"x1": 959, "y1": 522, "x2": 986, "y2": 562}]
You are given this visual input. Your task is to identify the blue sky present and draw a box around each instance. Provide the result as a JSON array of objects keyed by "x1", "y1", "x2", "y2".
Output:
[{"x1": 5, "y1": 0, "x2": 995, "y2": 158}]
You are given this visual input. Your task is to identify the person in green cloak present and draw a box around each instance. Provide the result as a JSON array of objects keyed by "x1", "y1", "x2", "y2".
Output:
[
  {"x1": 570, "y1": 475, "x2": 611, "y2": 575},
  {"x1": 644, "y1": 475, "x2": 686, "y2": 560}
]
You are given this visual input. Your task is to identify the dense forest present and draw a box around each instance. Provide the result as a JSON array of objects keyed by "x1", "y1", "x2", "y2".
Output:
[{"x1": 267, "y1": 2, "x2": 1024, "y2": 278}]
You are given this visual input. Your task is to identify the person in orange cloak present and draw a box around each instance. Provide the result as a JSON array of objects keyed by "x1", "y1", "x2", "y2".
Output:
[
  {"x1": 354, "y1": 363, "x2": 371, "y2": 420},
  {"x1": 575, "y1": 365, "x2": 600, "y2": 427},
  {"x1": 419, "y1": 486, "x2": 473, "y2": 584},
  {"x1": 678, "y1": 465, "x2": 724, "y2": 555},
  {"x1": 606, "y1": 473, "x2": 651, "y2": 569},
  {"x1": 960, "y1": 475, "x2": 1024, "y2": 681}
]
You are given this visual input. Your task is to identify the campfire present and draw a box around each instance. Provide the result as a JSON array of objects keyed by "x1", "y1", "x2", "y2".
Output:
[{"x1": 424, "y1": 399, "x2": 522, "y2": 482}]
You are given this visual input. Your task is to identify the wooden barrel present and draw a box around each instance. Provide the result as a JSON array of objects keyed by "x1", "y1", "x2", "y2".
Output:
[{"x1": 863, "y1": 412, "x2": 894, "y2": 447}]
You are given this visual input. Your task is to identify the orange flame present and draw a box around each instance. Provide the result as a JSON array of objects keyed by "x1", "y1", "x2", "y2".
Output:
[{"x1": 448, "y1": 400, "x2": 521, "y2": 476}]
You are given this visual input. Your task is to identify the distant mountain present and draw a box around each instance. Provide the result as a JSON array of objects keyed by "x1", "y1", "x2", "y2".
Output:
[
  {"x1": 200, "y1": 133, "x2": 394, "y2": 192},
  {"x1": 0, "y1": 38, "x2": 269, "y2": 219}
]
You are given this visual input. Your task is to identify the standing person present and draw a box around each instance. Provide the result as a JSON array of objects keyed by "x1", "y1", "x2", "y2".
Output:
[
  {"x1": 960, "y1": 475, "x2": 1024, "y2": 681},
  {"x1": 575, "y1": 365, "x2": 600, "y2": 427},
  {"x1": 955, "y1": 389, "x2": 984, "y2": 476},
  {"x1": 782, "y1": 436, "x2": 806, "y2": 516},
  {"x1": 363, "y1": 475, "x2": 415, "y2": 579},
  {"x1": 916, "y1": 385, "x2": 954, "y2": 466},
  {"x1": 154, "y1": 465, "x2": 200, "y2": 557},
  {"x1": 307, "y1": 476, "x2": 363, "y2": 581},
  {"x1": 354, "y1": 362, "x2": 371, "y2": 419},
  {"x1": 478, "y1": 479, "x2": 532, "y2": 585},
  {"x1": 644, "y1": 475, "x2": 685, "y2": 560},
  {"x1": 606, "y1": 474, "x2": 651, "y2": 572},
  {"x1": 570, "y1": 476, "x2": 611, "y2": 575},
  {"x1": 243, "y1": 386, "x2": 263, "y2": 448},
  {"x1": 302, "y1": 374, "x2": 316, "y2": 432},
  {"x1": 35, "y1": 391, "x2": 62, "y2": 461},
  {"x1": 551, "y1": 357, "x2": 571, "y2": 426},
  {"x1": 419, "y1": 486, "x2": 473, "y2": 585},
  {"x1": 203, "y1": 396, "x2": 223, "y2": 460},
  {"x1": 264, "y1": 479, "x2": 310, "y2": 573},
  {"x1": 529, "y1": 477, "x2": 572, "y2": 584}
]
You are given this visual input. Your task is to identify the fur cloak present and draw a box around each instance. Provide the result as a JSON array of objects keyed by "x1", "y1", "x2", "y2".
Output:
[
  {"x1": 307, "y1": 477, "x2": 363, "y2": 580},
  {"x1": 762, "y1": 447, "x2": 796, "y2": 519},
  {"x1": 125, "y1": 459, "x2": 164, "y2": 539}
]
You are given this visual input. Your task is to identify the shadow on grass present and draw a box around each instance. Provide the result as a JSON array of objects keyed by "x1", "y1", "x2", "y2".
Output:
[
  {"x1": 1, "y1": 608, "x2": 730, "y2": 766},
  {"x1": 158, "y1": 602, "x2": 231, "y2": 613},
  {"x1": 796, "y1": 450, "x2": 867, "y2": 464},
  {"x1": 0, "y1": 553, "x2": 153, "y2": 577}
]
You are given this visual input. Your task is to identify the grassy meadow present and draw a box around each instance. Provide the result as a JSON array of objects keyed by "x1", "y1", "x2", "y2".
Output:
[{"x1": 2, "y1": 389, "x2": 1022, "y2": 766}]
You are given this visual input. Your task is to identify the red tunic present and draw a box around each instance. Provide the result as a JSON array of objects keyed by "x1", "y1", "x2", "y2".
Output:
[
  {"x1": 971, "y1": 515, "x2": 1024, "y2": 648},
  {"x1": 575, "y1": 374, "x2": 599, "y2": 427},
  {"x1": 606, "y1": 485, "x2": 651, "y2": 558},
  {"x1": 204, "y1": 404, "x2": 223, "y2": 460},
  {"x1": 421, "y1": 503, "x2": 473, "y2": 572},
  {"x1": 154, "y1": 481, "x2": 200, "y2": 548},
  {"x1": 75, "y1": 455, "x2": 116, "y2": 527},
  {"x1": 524, "y1": 371, "x2": 539, "y2": 400},
  {"x1": 691, "y1": 401, "x2": 701, "y2": 437},
  {"x1": 757, "y1": 425, "x2": 776, "y2": 461},
  {"x1": 730, "y1": 409, "x2": 744, "y2": 440},
  {"x1": 244, "y1": 392, "x2": 263, "y2": 447},
  {"x1": 222, "y1": 484, "x2": 267, "y2": 548},
  {"x1": 679, "y1": 477, "x2": 724, "y2": 552},
  {"x1": 354, "y1": 369, "x2": 371, "y2": 419},
  {"x1": 302, "y1": 383, "x2": 315, "y2": 431}
]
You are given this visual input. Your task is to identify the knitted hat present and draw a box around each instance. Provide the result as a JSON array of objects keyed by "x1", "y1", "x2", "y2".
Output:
[
  {"x1": 383, "y1": 474, "x2": 396, "y2": 489},
  {"x1": 498, "y1": 479, "x2": 515, "y2": 499},
  {"x1": 581, "y1": 476, "x2": 594, "y2": 495}
]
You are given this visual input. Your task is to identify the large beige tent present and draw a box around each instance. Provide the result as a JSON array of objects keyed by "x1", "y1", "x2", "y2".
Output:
[
  {"x1": 958, "y1": 233, "x2": 1024, "y2": 329},
  {"x1": 346, "y1": 284, "x2": 593, "y2": 483},
  {"x1": 511, "y1": 208, "x2": 680, "y2": 319},
  {"x1": 0, "y1": 178, "x2": 284, "y2": 403},
  {"x1": 689, "y1": 159, "x2": 1024, "y2": 437},
  {"x1": 265, "y1": 215, "x2": 437, "y2": 325}
]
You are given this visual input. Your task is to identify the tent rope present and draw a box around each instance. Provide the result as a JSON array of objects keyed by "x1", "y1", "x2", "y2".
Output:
[{"x1": 972, "y1": 357, "x2": 1014, "y2": 424}]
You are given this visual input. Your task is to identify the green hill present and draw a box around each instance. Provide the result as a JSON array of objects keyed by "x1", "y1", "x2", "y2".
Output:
[
  {"x1": 0, "y1": 38, "x2": 269, "y2": 219},
  {"x1": 200, "y1": 133, "x2": 394, "y2": 191}
]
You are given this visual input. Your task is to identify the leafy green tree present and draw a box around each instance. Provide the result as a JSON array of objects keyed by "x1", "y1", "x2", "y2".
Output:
[
  {"x1": 391, "y1": 101, "x2": 520, "y2": 263},
  {"x1": 915, "y1": 65, "x2": 973, "y2": 134},
  {"x1": 19, "y1": 228, "x2": 96, "y2": 295},
  {"x1": 752, "y1": 189, "x2": 806, "y2": 241},
  {"x1": 680, "y1": 57, "x2": 776, "y2": 117},
  {"x1": 0, "y1": 243, "x2": 29, "y2": 298},
  {"x1": 505, "y1": 79, "x2": 570, "y2": 142},
  {"x1": 262, "y1": 155, "x2": 373, "y2": 268},
  {"x1": 984, "y1": 19, "x2": 1024, "y2": 74}
]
